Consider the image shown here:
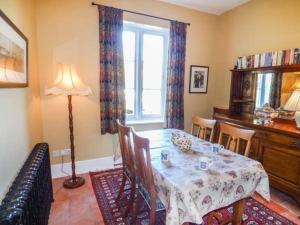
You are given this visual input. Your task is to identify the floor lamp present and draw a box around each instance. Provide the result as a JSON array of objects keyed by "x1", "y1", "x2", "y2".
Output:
[{"x1": 46, "y1": 64, "x2": 92, "y2": 188}]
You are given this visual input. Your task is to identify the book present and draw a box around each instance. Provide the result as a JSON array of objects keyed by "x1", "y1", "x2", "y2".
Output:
[
  {"x1": 290, "y1": 49, "x2": 294, "y2": 64},
  {"x1": 294, "y1": 48, "x2": 300, "y2": 64},
  {"x1": 236, "y1": 57, "x2": 242, "y2": 69},
  {"x1": 283, "y1": 49, "x2": 291, "y2": 65},
  {"x1": 260, "y1": 53, "x2": 265, "y2": 67},
  {"x1": 254, "y1": 54, "x2": 260, "y2": 67},
  {"x1": 271, "y1": 52, "x2": 277, "y2": 66},
  {"x1": 251, "y1": 55, "x2": 255, "y2": 68},
  {"x1": 242, "y1": 56, "x2": 247, "y2": 68},
  {"x1": 264, "y1": 52, "x2": 272, "y2": 66},
  {"x1": 277, "y1": 50, "x2": 283, "y2": 65}
]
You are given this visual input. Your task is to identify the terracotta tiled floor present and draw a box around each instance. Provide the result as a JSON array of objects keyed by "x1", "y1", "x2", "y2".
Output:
[{"x1": 49, "y1": 173, "x2": 300, "y2": 225}]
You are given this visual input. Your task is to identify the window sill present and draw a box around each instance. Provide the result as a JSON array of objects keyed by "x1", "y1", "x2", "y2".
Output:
[{"x1": 126, "y1": 120, "x2": 165, "y2": 125}]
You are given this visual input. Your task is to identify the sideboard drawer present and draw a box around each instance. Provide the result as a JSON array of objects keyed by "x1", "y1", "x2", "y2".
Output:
[
  {"x1": 255, "y1": 130, "x2": 300, "y2": 149},
  {"x1": 260, "y1": 143, "x2": 300, "y2": 186}
]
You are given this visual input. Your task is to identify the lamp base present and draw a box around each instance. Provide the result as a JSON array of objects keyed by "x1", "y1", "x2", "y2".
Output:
[
  {"x1": 63, "y1": 176, "x2": 85, "y2": 189},
  {"x1": 295, "y1": 111, "x2": 300, "y2": 130}
]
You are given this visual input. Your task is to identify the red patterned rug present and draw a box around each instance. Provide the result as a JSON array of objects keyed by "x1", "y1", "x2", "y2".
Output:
[{"x1": 90, "y1": 168, "x2": 295, "y2": 225}]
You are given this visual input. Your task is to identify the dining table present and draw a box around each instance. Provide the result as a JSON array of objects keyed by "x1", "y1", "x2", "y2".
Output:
[{"x1": 138, "y1": 128, "x2": 270, "y2": 225}]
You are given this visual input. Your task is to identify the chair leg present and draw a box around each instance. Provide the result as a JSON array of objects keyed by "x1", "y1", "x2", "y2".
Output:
[
  {"x1": 116, "y1": 170, "x2": 127, "y2": 202},
  {"x1": 130, "y1": 189, "x2": 143, "y2": 225},
  {"x1": 123, "y1": 177, "x2": 136, "y2": 217},
  {"x1": 149, "y1": 193, "x2": 157, "y2": 225},
  {"x1": 232, "y1": 199, "x2": 245, "y2": 225}
]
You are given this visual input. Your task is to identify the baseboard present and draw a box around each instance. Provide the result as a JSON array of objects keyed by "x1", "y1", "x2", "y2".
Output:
[{"x1": 51, "y1": 156, "x2": 115, "y2": 179}]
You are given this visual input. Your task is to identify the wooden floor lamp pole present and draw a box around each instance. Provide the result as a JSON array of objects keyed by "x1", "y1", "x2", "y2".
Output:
[{"x1": 63, "y1": 95, "x2": 85, "y2": 188}]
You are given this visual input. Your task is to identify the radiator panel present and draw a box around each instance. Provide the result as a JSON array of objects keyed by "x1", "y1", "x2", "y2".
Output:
[{"x1": 0, "y1": 143, "x2": 53, "y2": 225}]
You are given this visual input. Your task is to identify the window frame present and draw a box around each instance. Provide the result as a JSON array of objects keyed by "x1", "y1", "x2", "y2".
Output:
[{"x1": 123, "y1": 22, "x2": 169, "y2": 122}]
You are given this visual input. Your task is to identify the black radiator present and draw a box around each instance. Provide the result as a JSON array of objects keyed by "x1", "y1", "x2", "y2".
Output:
[{"x1": 0, "y1": 143, "x2": 53, "y2": 225}]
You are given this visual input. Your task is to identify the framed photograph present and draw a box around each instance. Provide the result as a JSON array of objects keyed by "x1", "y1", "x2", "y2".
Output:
[
  {"x1": 0, "y1": 10, "x2": 28, "y2": 88},
  {"x1": 189, "y1": 65, "x2": 209, "y2": 93}
]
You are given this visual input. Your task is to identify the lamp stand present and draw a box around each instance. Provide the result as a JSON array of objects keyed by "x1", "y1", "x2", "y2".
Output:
[
  {"x1": 63, "y1": 95, "x2": 85, "y2": 189},
  {"x1": 295, "y1": 111, "x2": 300, "y2": 130}
]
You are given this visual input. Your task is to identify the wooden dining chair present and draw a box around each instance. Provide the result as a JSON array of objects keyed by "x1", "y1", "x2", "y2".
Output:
[
  {"x1": 218, "y1": 122, "x2": 255, "y2": 157},
  {"x1": 116, "y1": 119, "x2": 136, "y2": 217},
  {"x1": 131, "y1": 129, "x2": 159, "y2": 225},
  {"x1": 191, "y1": 115, "x2": 216, "y2": 142}
]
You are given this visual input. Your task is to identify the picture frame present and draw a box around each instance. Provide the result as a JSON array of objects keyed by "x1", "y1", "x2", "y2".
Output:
[
  {"x1": 0, "y1": 10, "x2": 28, "y2": 88},
  {"x1": 189, "y1": 65, "x2": 209, "y2": 93}
]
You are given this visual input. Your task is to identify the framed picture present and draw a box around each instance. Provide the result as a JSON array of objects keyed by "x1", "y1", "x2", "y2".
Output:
[
  {"x1": 189, "y1": 65, "x2": 209, "y2": 93},
  {"x1": 0, "y1": 10, "x2": 28, "y2": 88}
]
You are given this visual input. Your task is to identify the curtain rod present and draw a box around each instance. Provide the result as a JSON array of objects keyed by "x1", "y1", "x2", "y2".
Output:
[{"x1": 91, "y1": 2, "x2": 190, "y2": 26}]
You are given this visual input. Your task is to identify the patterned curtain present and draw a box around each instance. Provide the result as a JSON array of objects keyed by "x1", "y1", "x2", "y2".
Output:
[
  {"x1": 165, "y1": 21, "x2": 187, "y2": 129},
  {"x1": 98, "y1": 6, "x2": 125, "y2": 135},
  {"x1": 269, "y1": 73, "x2": 282, "y2": 109}
]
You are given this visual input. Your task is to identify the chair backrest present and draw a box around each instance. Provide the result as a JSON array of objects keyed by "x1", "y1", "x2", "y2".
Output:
[
  {"x1": 116, "y1": 120, "x2": 135, "y2": 175},
  {"x1": 132, "y1": 129, "x2": 156, "y2": 195},
  {"x1": 191, "y1": 116, "x2": 216, "y2": 142},
  {"x1": 218, "y1": 122, "x2": 255, "y2": 157}
]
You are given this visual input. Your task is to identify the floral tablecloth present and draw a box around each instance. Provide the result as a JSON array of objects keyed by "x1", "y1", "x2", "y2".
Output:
[{"x1": 139, "y1": 129, "x2": 270, "y2": 225}]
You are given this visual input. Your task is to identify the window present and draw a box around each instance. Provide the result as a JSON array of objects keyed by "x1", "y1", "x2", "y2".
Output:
[
  {"x1": 122, "y1": 22, "x2": 169, "y2": 122},
  {"x1": 255, "y1": 73, "x2": 273, "y2": 108}
]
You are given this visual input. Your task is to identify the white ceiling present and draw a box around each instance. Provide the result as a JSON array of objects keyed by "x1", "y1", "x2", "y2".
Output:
[{"x1": 159, "y1": 0, "x2": 251, "y2": 15}]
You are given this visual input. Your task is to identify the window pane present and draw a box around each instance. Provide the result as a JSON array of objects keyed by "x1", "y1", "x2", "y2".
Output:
[
  {"x1": 123, "y1": 30, "x2": 136, "y2": 116},
  {"x1": 123, "y1": 31, "x2": 135, "y2": 61},
  {"x1": 142, "y1": 34, "x2": 164, "y2": 89},
  {"x1": 142, "y1": 90, "x2": 162, "y2": 115},
  {"x1": 124, "y1": 61, "x2": 135, "y2": 89},
  {"x1": 125, "y1": 89, "x2": 135, "y2": 115}
]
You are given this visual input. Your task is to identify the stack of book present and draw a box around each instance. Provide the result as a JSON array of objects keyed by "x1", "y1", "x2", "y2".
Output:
[
  {"x1": 277, "y1": 49, "x2": 293, "y2": 65},
  {"x1": 236, "y1": 48, "x2": 300, "y2": 69}
]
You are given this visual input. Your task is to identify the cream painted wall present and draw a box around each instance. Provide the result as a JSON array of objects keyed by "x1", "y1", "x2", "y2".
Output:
[
  {"x1": 214, "y1": 0, "x2": 300, "y2": 108},
  {"x1": 36, "y1": 0, "x2": 218, "y2": 164},
  {"x1": 1, "y1": 0, "x2": 299, "y2": 183},
  {"x1": 0, "y1": 0, "x2": 43, "y2": 200}
]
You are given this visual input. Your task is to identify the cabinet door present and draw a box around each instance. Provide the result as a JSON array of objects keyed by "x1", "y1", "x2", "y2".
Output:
[{"x1": 259, "y1": 141, "x2": 300, "y2": 186}]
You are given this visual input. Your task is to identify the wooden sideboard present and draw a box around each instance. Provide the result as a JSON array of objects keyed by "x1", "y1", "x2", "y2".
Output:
[{"x1": 213, "y1": 112, "x2": 300, "y2": 206}]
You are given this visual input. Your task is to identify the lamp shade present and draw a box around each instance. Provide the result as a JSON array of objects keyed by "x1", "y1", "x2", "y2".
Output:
[
  {"x1": 45, "y1": 64, "x2": 92, "y2": 96},
  {"x1": 284, "y1": 89, "x2": 300, "y2": 111}
]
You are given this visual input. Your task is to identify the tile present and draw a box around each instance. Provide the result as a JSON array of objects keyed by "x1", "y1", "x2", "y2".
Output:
[
  {"x1": 69, "y1": 192, "x2": 91, "y2": 206},
  {"x1": 70, "y1": 203, "x2": 92, "y2": 224},
  {"x1": 50, "y1": 200, "x2": 70, "y2": 217},
  {"x1": 89, "y1": 207, "x2": 104, "y2": 223},
  {"x1": 282, "y1": 211, "x2": 300, "y2": 224},
  {"x1": 53, "y1": 187, "x2": 70, "y2": 202},
  {"x1": 281, "y1": 200, "x2": 300, "y2": 215},
  {"x1": 270, "y1": 188, "x2": 289, "y2": 203},
  {"x1": 263, "y1": 201, "x2": 288, "y2": 214},
  {"x1": 52, "y1": 178, "x2": 64, "y2": 193},
  {"x1": 88, "y1": 194, "x2": 100, "y2": 209},
  {"x1": 48, "y1": 212, "x2": 70, "y2": 225},
  {"x1": 72, "y1": 218, "x2": 96, "y2": 225}
]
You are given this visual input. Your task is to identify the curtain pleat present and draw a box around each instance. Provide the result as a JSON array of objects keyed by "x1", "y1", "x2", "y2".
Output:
[
  {"x1": 165, "y1": 21, "x2": 187, "y2": 129},
  {"x1": 98, "y1": 6, "x2": 125, "y2": 135},
  {"x1": 269, "y1": 73, "x2": 282, "y2": 109}
]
